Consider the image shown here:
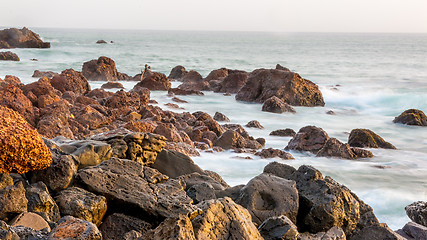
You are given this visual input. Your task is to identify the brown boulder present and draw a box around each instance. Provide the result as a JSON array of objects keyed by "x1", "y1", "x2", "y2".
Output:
[
  {"x1": 0, "y1": 182, "x2": 27, "y2": 221},
  {"x1": 270, "y1": 128, "x2": 296, "y2": 137},
  {"x1": 348, "y1": 129, "x2": 396, "y2": 149},
  {"x1": 37, "y1": 100, "x2": 74, "y2": 139},
  {"x1": 204, "y1": 68, "x2": 229, "y2": 82},
  {"x1": 168, "y1": 87, "x2": 204, "y2": 96},
  {"x1": 0, "y1": 51, "x2": 19, "y2": 61},
  {"x1": 317, "y1": 138, "x2": 373, "y2": 159},
  {"x1": 215, "y1": 71, "x2": 248, "y2": 94},
  {"x1": 246, "y1": 120, "x2": 264, "y2": 129},
  {"x1": 0, "y1": 27, "x2": 50, "y2": 48},
  {"x1": 86, "y1": 88, "x2": 114, "y2": 99},
  {"x1": 82, "y1": 56, "x2": 120, "y2": 81},
  {"x1": 51, "y1": 69, "x2": 91, "y2": 95},
  {"x1": 236, "y1": 68, "x2": 324, "y2": 107},
  {"x1": 101, "y1": 82, "x2": 124, "y2": 89},
  {"x1": 22, "y1": 76, "x2": 61, "y2": 107},
  {"x1": 262, "y1": 96, "x2": 296, "y2": 113},
  {"x1": 178, "y1": 70, "x2": 210, "y2": 91},
  {"x1": 154, "y1": 123, "x2": 183, "y2": 142},
  {"x1": 393, "y1": 109, "x2": 427, "y2": 126},
  {"x1": 134, "y1": 72, "x2": 171, "y2": 91},
  {"x1": 144, "y1": 215, "x2": 196, "y2": 240},
  {"x1": 0, "y1": 75, "x2": 21, "y2": 87},
  {"x1": 168, "y1": 65, "x2": 188, "y2": 80},
  {"x1": 32, "y1": 70, "x2": 58, "y2": 78},
  {"x1": 255, "y1": 148, "x2": 294, "y2": 160},
  {"x1": 75, "y1": 105, "x2": 110, "y2": 130},
  {"x1": 0, "y1": 83, "x2": 35, "y2": 125},
  {"x1": 103, "y1": 90, "x2": 141, "y2": 110},
  {"x1": 285, "y1": 126, "x2": 330, "y2": 154},
  {"x1": 213, "y1": 129, "x2": 246, "y2": 149},
  {"x1": 99, "y1": 213, "x2": 152, "y2": 240},
  {"x1": 213, "y1": 112, "x2": 230, "y2": 122},
  {"x1": 48, "y1": 216, "x2": 102, "y2": 240},
  {"x1": 151, "y1": 150, "x2": 205, "y2": 178},
  {"x1": 0, "y1": 106, "x2": 52, "y2": 174}
]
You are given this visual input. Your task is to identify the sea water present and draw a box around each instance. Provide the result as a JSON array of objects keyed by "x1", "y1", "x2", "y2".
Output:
[{"x1": 1, "y1": 28, "x2": 426, "y2": 230}]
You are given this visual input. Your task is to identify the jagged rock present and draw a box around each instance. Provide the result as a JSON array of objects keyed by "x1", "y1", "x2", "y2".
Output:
[
  {"x1": 168, "y1": 88, "x2": 204, "y2": 96},
  {"x1": 101, "y1": 82, "x2": 124, "y2": 89},
  {"x1": 213, "y1": 112, "x2": 230, "y2": 122},
  {"x1": 82, "y1": 56, "x2": 121, "y2": 81},
  {"x1": 0, "y1": 174, "x2": 13, "y2": 189},
  {"x1": 276, "y1": 64, "x2": 291, "y2": 72},
  {"x1": 187, "y1": 183, "x2": 217, "y2": 204},
  {"x1": 246, "y1": 120, "x2": 264, "y2": 129},
  {"x1": 204, "y1": 170, "x2": 230, "y2": 188},
  {"x1": 348, "y1": 129, "x2": 396, "y2": 149},
  {"x1": 134, "y1": 72, "x2": 171, "y2": 91},
  {"x1": 103, "y1": 88, "x2": 149, "y2": 110},
  {"x1": 154, "y1": 123, "x2": 183, "y2": 142},
  {"x1": 0, "y1": 182, "x2": 27, "y2": 221},
  {"x1": 214, "y1": 130, "x2": 248, "y2": 149},
  {"x1": 215, "y1": 71, "x2": 248, "y2": 94},
  {"x1": 215, "y1": 185, "x2": 244, "y2": 202},
  {"x1": 270, "y1": 129, "x2": 296, "y2": 137},
  {"x1": 393, "y1": 109, "x2": 427, "y2": 126},
  {"x1": 123, "y1": 132, "x2": 166, "y2": 166},
  {"x1": 86, "y1": 88, "x2": 114, "y2": 99},
  {"x1": 0, "y1": 106, "x2": 52, "y2": 174},
  {"x1": 99, "y1": 213, "x2": 152, "y2": 240},
  {"x1": 406, "y1": 201, "x2": 427, "y2": 227},
  {"x1": 397, "y1": 222, "x2": 427, "y2": 240},
  {"x1": 0, "y1": 220, "x2": 20, "y2": 239},
  {"x1": 285, "y1": 126, "x2": 330, "y2": 154},
  {"x1": 349, "y1": 223, "x2": 405, "y2": 240},
  {"x1": 262, "y1": 96, "x2": 296, "y2": 113},
  {"x1": 144, "y1": 215, "x2": 196, "y2": 240},
  {"x1": 0, "y1": 51, "x2": 19, "y2": 61},
  {"x1": 263, "y1": 162, "x2": 296, "y2": 179},
  {"x1": 168, "y1": 65, "x2": 188, "y2": 80},
  {"x1": 0, "y1": 81, "x2": 36, "y2": 125},
  {"x1": 32, "y1": 70, "x2": 58, "y2": 78},
  {"x1": 236, "y1": 173, "x2": 299, "y2": 225},
  {"x1": 9, "y1": 212, "x2": 50, "y2": 231},
  {"x1": 192, "y1": 197, "x2": 263, "y2": 239},
  {"x1": 236, "y1": 68, "x2": 324, "y2": 107},
  {"x1": 205, "y1": 68, "x2": 229, "y2": 82},
  {"x1": 258, "y1": 215, "x2": 299, "y2": 240},
  {"x1": 77, "y1": 158, "x2": 199, "y2": 223},
  {"x1": 74, "y1": 105, "x2": 110, "y2": 130},
  {"x1": 0, "y1": 27, "x2": 50, "y2": 48},
  {"x1": 48, "y1": 216, "x2": 102, "y2": 240},
  {"x1": 56, "y1": 187, "x2": 107, "y2": 226},
  {"x1": 51, "y1": 69, "x2": 91, "y2": 95},
  {"x1": 255, "y1": 148, "x2": 294, "y2": 160},
  {"x1": 25, "y1": 182, "x2": 61, "y2": 223},
  {"x1": 178, "y1": 71, "x2": 210, "y2": 91},
  {"x1": 151, "y1": 150, "x2": 204, "y2": 178},
  {"x1": 317, "y1": 138, "x2": 373, "y2": 159}
]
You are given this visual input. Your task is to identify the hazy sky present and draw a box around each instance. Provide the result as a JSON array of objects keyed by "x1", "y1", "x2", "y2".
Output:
[{"x1": 2, "y1": 0, "x2": 427, "y2": 33}]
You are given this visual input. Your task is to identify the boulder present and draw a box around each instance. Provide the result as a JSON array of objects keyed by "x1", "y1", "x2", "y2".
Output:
[
  {"x1": 276, "y1": 64, "x2": 291, "y2": 71},
  {"x1": 154, "y1": 123, "x2": 183, "y2": 142},
  {"x1": 178, "y1": 172, "x2": 228, "y2": 192},
  {"x1": 215, "y1": 185, "x2": 244, "y2": 202},
  {"x1": 76, "y1": 158, "x2": 199, "y2": 223},
  {"x1": 0, "y1": 82, "x2": 36, "y2": 125},
  {"x1": 144, "y1": 215, "x2": 196, "y2": 240},
  {"x1": 0, "y1": 220, "x2": 20, "y2": 239},
  {"x1": 236, "y1": 68, "x2": 324, "y2": 107},
  {"x1": 48, "y1": 216, "x2": 102, "y2": 240},
  {"x1": 270, "y1": 129, "x2": 296, "y2": 137},
  {"x1": 393, "y1": 109, "x2": 427, "y2": 126},
  {"x1": 101, "y1": 82, "x2": 124, "y2": 89},
  {"x1": 0, "y1": 75, "x2": 21, "y2": 87},
  {"x1": 168, "y1": 65, "x2": 188, "y2": 80},
  {"x1": 99, "y1": 213, "x2": 152, "y2": 240},
  {"x1": 397, "y1": 222, "x2": 427, "y2": 240},
  {"x1": 0, "y1": 174, "x2": 13, "y2": 190},
  {"x1": 205, "y1": 68, "x2": 229, "y2": 82},
  {"x1": 258, "y1": 215, "x2": 299, "y2": 240},
  {"x1": 9, "y1": 226, "x2": 49, "y2": 240},
  {"x1": 151, "y1": 150, "x2": 204, "y2": 178},
  {"x1": 123, "y1": 132, "x2": 166, "y2": 166},
  {"x1": 96, "y1": 40, "x2": 107, "y2": 44},
  {"x1": 0, "y1": 27, "x2": 50, "y2": 48},
  {"x1": 213, "y1": 112, "x2": 230, "y2": 122},
  {"x1": 172, "y1": 97, "x2": 188, "y2": 103},
  {"x1": 178, "y1": 71, "x2": 210, "y2": 91},
  {"x1": 75, "y1": 105, "x2": 110, "y2": 130},
  {"x1": 32, "y1": 70, "x2": 58, "y2": 78},
  {"x1": 285, "y1": 126, "x2": 330, "y2": 154},
  {"x1": 246, "y1": 120, "x2": 264, "y2": 129},
  {"x1": 55, "y1": 187, "x2": 107, "y2": 226},
  {"x1": 262, "y1": 96, "x2": 296, "y2": 113},
  {"x1": 25, "y1": 182, "x2": 61, "y2": 223},
  {"x1": 82, "y1": 56, "x2": 119, "y2": 81},
  {"x1": 349, "y1": 223, "x2": 405, "y2": 240},
  {"x1": 51, "y1": 69, "x2": 91, "y2": 95},
  {"x1": 263, "y1": 162, "x2": 296, "y2": 179},
  {"x1": 0, "y1": 182, "x2": 27, "y2": 221},
  {"x1": 192, "y1": 197, "x2": 263, "y2": 240},
  {"x1": 187, "y1": 182, "x2": 217, "y2": 204},
  {"x1": 204, "y1": 170, "x2": 230, "y2": 188},
  {"x1": 103, "y1": 89, "x2": 146, "y2": 110},
  {"x1": 134, "y1": 72, "x2": 171, "y2": 91},
  {"x1": 215, "y1": 71, "x2": 248, "y2": 94},
  {"x1": 0, "y1": 51, "x2": 19, "y2": 61},
  {"x1": 299, "y1": 226, "x2": 346, "y2": 240},
  {"x1": 317, "y1": 138, "x2": 373, "y2": 159},
  {"x1": 9, "y1": 212, "x2": 50, "y2": 231},
  {"x1": 348, "y1": 129, "x2": 396, "y2": 149},
  {"x1": 0, "y1": 106, "x2": 52, "y2": 174},
  {"x1": 236, "y1": 173, "x2": 299, "y2": 225},
  {"x1": 168, "y1": 87, "x2": 204, "y2": 96},
  {"x1": 406, "y1": 201, "x2": 427, "y2": 227},
  {"x1": 213, "y1": 130, "x2": 246, "y2": 149},
  {"x1": 255, "y1": 148, "x2": 294, "y2": 160},
  {"x1": 86, "y1": 88, "x2": 114, "y2": 99}
]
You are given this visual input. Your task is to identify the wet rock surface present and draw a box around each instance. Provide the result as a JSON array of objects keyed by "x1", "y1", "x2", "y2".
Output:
[
  {"x1": 393, "y1": 109, "x2": 427, "y2": 126},
  {"x1": 0, "y1": 51, "x2": 19, "y2": 61},
  {"x1": 348, "y1": 128, "x2": 396, "y2": 149},
  {"x1": 262, "y1": 96, "x2": 296, "y2": 113}
]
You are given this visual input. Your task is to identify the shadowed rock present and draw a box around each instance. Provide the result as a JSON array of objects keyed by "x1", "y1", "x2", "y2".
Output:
[
  {"x1": 348, "y1": 129, "x2": 396, "y2": 149},
  {"x1": 317, "y1": 138, "x2": 373, "y2": 159},
  {"x1": 405, "y1": 201, "x2": 427, "y2": 227},
  {"x1": 285, "y1": 126, "x2": 329, "y2": 154},
  {"x1": 258, "y1": 215, "x2": 299, "y2": 240},
  {"x1": 262, "y1": 96, "x2": 296, "y2": 113},
  {"x1": 255, "y1": 148, "x2": 294, "y2": 160},
  {"x1": 134, "y1": 72, "x2": 171, "y2": 91},
  {"x1": 270, "y1": 128, "x2": 296, "y2": 137},
  {"x1": 0, "y1": 51, "x2": 19, "y2": 61},
  {"x1": 393, "y1": 109, "x2": 427, "y2": 126},
  {"x1": 168, "y1": 65, "x2": 188, "y2": 80},
  {"x1": 99, "y1": 213, "x2": 152, "y2": 240}
]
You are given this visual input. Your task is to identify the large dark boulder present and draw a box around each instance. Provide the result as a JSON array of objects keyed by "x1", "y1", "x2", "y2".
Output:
[
  {"x1": 0, "y1": 27, "x2": 50, "y2": 49},
  {"x1": 258, "y1": 215, "x2": 299, "y2": 240},
  {"x1": 82, "y1": 56, "x2": 120, "y2": 81},
  {"x1": 236, "y1": 68, "x2": 324, "y2": 107},
  {"x1": 51, "y1": 69, "x2": 91, "y2": 95},
  {"x1": 348, "y1": 129, "x2": 396, "y2": 149},
  {"x1": 285, "y1": 126, "x2": 330, "y2": 154},
  {"x1": 215, "y1": 71, "x2": 248, "y2": 94},
  {"x1": 177, "y1": 70, "x2": 210, "y2": 91},
  {"x1": 134, "y1": 72, "x2": 171, "y2": 91},
  {"x1": 151, "y1": 150, "x2": 204, "y2": 178},
  {"x1": 0, "y1": 51, "x2": 19, "y2": 61},
  {"x1": 317, "y1": 138, "x2": 373, "y2": 159},
  {"x1": 405, "y1": 201, "x2": 427, "y2": 227},
  {"x1": 262, "y1": 96, "x2": 296, "y2": 113},
  {"x1": 99, "y1": 213, "x2": 152, "y2": 240},
  {"x1": 397, "y1": 222, "x2": 427, "y2": 240},
  {"x1": 393, "y1": 109, "x2": 427, "y2": 126},
  {"x1": 168, "y1": 65, "x2": 188, "y2": 80}
]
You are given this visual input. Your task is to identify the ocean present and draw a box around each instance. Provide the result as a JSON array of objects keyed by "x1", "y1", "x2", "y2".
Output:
[{"x1": 1, "y1": 28, "x2": 426, "y2": 230}]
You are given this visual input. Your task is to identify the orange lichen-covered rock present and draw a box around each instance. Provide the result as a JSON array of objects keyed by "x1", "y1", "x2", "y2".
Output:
[{"x1": 0, "y1": 106, "x2": 52, "y2": 174}]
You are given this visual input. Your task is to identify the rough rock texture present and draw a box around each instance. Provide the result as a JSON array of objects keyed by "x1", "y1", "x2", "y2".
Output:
[
  {"x1": 262, "y1": 96, "x2": 296, "y2": 113},
  {"x1": 393, "y1": 109, "x2": 427, "y2": 126},
  {"x1": 187, "y1": 182, "x2": 217, "y2": 204},
  {"x1": 276, "y1": 64, "x2": 291, "y2": 72},
  {"x1": 213, "y1": 112, "x2": 230, "y2": 122},
  {"x1": 215, "y1": 71, "x2": 248, "y2": 94},
  {"x1": 285, "y1": 126, "x2": 330, "y2": 154},
  {"x1": 151, "y1": 150, "x2": 204, "y2": 178},
  {"x1": 134, "y1": 72, "x2": 171, "y2": 91},
  {"x1": 51, "y1": 69, "x2": 91, "y2": 95},
  {"x1": 144, "y1": 215, "x2": 196, "y2": 240},
  {"x1": 317, "y1": 138, "x2": 373, "y2": 159},
  {"x1": 101, "y1": 82, "x2": 124, "y2": 89},
  {"x1": 349, "y1": 224, "x2": 405, "y2": 240},
  {"x1": 55, "y1": 187, "x2": 107, "y2": 226},
  {"x1": 168, "y1": 87, "x2": 204, "y2": 96},
  {"x1": 258, "y1": 215, "x2": 299, "y2": 240},
  {"x1": 236, "y1": 173, "x2": 299, "y2": 225},
  {"x1": 299, "y1": 226, "x2": 346, "y2": 240},
  {"x1": 99, "y1": 213, "x2": 152, "y2": 240},
  {"x1": 0, "y1": 82, "x2": 36, "y2": 125},
  {"x1": 255, "y1": 148, "x2": 294, "y2": 160},
  {"x1": 9, "y1": 212, "x2": 50, "y2": 231},
  {"x1": 178, "y1": 172, "x2": 228, "y2": 191},
  {"x1": 32, "y1": 70, "x2": 58, "y2": 78},
  {"x1": 0, "y1": 27, "x2": 50, "y2": 48},
  {"x1": 0, "y1": 51, "x2": 19, "y2": 61},
  {"x1": 9, "y1": 225, "x2": 49, "y2": 240},
  {"x1": 246, "y1": 120, "x2": 264, "y2": 129},
  {"x1": 192, "y1": 197, "x2": 263, "y2": 240},
  {"x1": 406, "y1": 201, "x2": 427, "y2": 227},
  {"x1": 0, "y1": 220, "x2": 20, "y2": 239},
  {"x1": 168, "y1": 65, "x2": 188, "y2": 80},
  {"x1": 82, "y1": 56, "x2": 121, "y2": 81},
  {"x1": 21, "y1": 76, "x2": 61, "y2": 108},
  {"x1": 25, "y1": 182, "x2": 61, "y2": 223},
  {"x1": 270, "y1": 129, "x2": 296, "y2": 137},
  {"x1": 0, "y1": 106, "x2": 52, "y2": 174},
  {"x1": 348, "y1": 129, "x2": 396, "y2": 149},
  {"x1": 236, "y1": 68, "x2": 324, "y2": 107},
  {"x1": 178, "y1": 70, "x2": 209, "y2": 91},
  {"x1": 397, "y1": 222, "x2": 427, "y2": 240},
  {"x1": 263, "y1": 162, "x2": 297, "y2": 180},
  {"x1": 48, "y1": 216, "x2": 102, "y2": 240},
  {"x1": 214, "y1": 129, "x2": 262, "y2": 150},
  {"x1": 77, "y1": 158, "x2": 199, "y2": 223},
  {"x1": 0, "y1": 182, "x2": 27, "y2": 221}
]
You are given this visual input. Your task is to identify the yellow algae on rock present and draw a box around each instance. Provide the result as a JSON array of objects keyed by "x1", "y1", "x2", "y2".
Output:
[{"x1": 0, "y1": 106, "x2": 52, "y2": 173}]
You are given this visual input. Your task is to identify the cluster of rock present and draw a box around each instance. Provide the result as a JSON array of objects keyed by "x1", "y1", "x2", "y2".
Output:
[{"x1": 0, "y1": 27, "x2": 50, "y2": 49}]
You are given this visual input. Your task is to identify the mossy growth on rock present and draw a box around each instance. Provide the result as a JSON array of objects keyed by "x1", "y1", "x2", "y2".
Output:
[{"x1": 0, "y1": 106, "x2": 52, "y2": 173}]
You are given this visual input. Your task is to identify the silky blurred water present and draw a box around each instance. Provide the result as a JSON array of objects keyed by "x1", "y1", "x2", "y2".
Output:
[{"x1": 1, "y1": 28, "x2": 426, "y2": 230}]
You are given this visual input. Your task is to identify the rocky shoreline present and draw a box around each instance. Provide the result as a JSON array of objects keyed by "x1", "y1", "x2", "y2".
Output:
[{"x1": 1, "y1": 28, "x2": 426, "y2": 239}]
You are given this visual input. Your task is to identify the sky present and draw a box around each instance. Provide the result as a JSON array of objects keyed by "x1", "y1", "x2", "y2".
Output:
[{"x1": 2, "y1": 0, "x2": 427, "y2": 33}]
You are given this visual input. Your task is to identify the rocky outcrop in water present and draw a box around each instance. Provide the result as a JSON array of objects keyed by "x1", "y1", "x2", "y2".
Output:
[
  {"x1": 262, "y1": 96, "x2": 296, "y2": 113},
  {"x1": 133, "y1": 72, "x2": 171, "y2": 90},
  {"x1": 101, "y1": 82, "x2": 124, "y2": 89},
  {"x1": 82, "y1": 56, "x2": 131, "y2": 81},
  {"x1": 168, "y1": 65, "x2": 188, "y2": 80},
  {"x1": 0, "y1": 51, "x2": 19, "y2": 61},
  {"x1": 178, "y1": 70, "x2": 210, "y2": 91},
  {"x1": 393, "y1": 109, "x2": 427, "y2": 126},
  {"x1": 0, "y1": 27, "x2": 50, "y2": 49},
  {"x1": 348, "y1": 128, "x2": 396, "y2": 149},
  {"x1": 32, "y1": 70, "x2": 58, "y2": 78}
]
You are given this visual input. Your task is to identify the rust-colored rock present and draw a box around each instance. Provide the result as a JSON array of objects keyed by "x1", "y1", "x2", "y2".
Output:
[
  {"x1": 168, "y1": 87, "x2": 204, "y2": 96},
  {"x1": 32, "y1": 70, "x2": 58, "y2": 78},
  {"x1": 48, "y1": 216, "x2": 102, "y2": 240},
  {"x1": 82, "y1": 56, "x2": 122, "y2": 81},
  {"x1": 22, "y1": 77, "x2": 61, "y2": 108},
  {"x1": 285, "y1": 126, "x2": 330, "y2": 154},
  {"x1": 0, "y1": 82, "x2": 35, "y2": 125},
  {"x1": 0, "y1": 106, "x2": 52, "y2": 174},
  {"x1": 255, "y1": 148, "x2": 294, "y2": 160},
  {"x1": 134, "y1": 72, "x2": 171, "y2": 91},
  {"x1": 215, "y1": 71, "x2": 248, "y2": 94},
  {"x1": 178, "y1": 71, "x2": 210, "y2": 91},
  {"x1": 51, "y1": 69, "x2": 91, "y2": 95},
  {"x1": 101, "y1": 82, "x2": 124, "y2": 89},
  {"x1": 168, "y1": 65, "x2": 188, "y2": 80},
  {"x1": 262, "y1": 96, "x2": 296, "y2": 113},
  {"x1": 0, "y1": 27, "x2": 50, "y2": 49}
]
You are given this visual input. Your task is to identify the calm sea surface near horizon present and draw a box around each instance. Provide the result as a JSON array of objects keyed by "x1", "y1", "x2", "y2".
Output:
[{"x1": 1, "y1": 28, "x2": 426, "y2": 230}]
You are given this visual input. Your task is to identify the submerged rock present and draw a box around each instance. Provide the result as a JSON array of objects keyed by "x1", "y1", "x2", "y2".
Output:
[
  {"x1": 348, "y1": 129, "x2": 396, "y2": 149},
  {"x1": 270, "y1": 128, "x2": 296, "y2": 137},
  {"x1": 215, "y1": 71, "x2": 248, "y2": 94},
  {"x1": 0, "y1": 27, "x2": 50, "y2": 48},
  {"x1": 393, "y1": 109, "x2": 427, "y2": 126},
  {"x1": 178, "y1": 70, "x2": 209, "y2": 91},
  {"x1": 317, "y1": 138, "x2": 373, "y2": 159},
  {"x1": 255, "y1": 148, "x2": 294, "y2": 160},
  {"x1": 101, "y1": 82, "x2": 124, "y2": 89}
]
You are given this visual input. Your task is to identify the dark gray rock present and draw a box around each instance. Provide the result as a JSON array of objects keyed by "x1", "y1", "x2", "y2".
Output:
[
  {"x1": 406, "y1": 201, "x2": 427, "y2": 227},
  {"x1": 348, "y1": 129, "x2": 396, "y2": 149},
  {"x1": 349, "y1": 224, "x2": 405, "y2": 240},
  {"x1": 215, "y1": 185, "x2": 245, "y2": 202},
  {"x1": 99, "y1": 213, "x2": 152, "y2": 240},
  {"x1": 263, "y1": 161, "x2": 296, "y2": 179},
  {"x1": 262, "y1": 96, "x2": 296, "y2": 113},
  {"x1": 0, "y1": 220, "x2": 19, "y2": 240},
  {"x1": 151, "y1": 150, "x2": 204, "y2": 178},
  {"x1": 393, "y1": 109, "x2": 427, "y2": 126},
  {"x1": 10, "y1": 225, "x2": 49, "y2": 240},
  {"x1": 258, "y1": 215, "x2": 299, "y2": 240},
  {"x1": 213, "y1": 112, "x2": 230, "y2": 122},
  {"x1": 399, "y1": 222, "x2": 427, "y2": 240},
  {"x1": 187, "y1": 182, "x2": 217, "y2": 204},
  {"x1": 178, "y1": 172, "x2": 228, "y2": 191},
  {"x1": 317, "y1": 138, "x2": 373, "y2": 159},
  {"x1": 246, "y1": 120, "x2": 264, "y2": 129},
  {"x1": 269, "y1": 128, "x2": 296, "y2": 137}
]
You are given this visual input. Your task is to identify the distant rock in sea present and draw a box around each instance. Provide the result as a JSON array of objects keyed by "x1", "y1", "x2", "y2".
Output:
[
  {"x1": 0, "y1": 51, "x2": 19, "y2": 61},
  {"x1": 393, "y1": 109, "x2": 427, "y2": 126},
  {"x1": 0, "y1": 27, "x2": 50, "y2": 49},
  {"x1": 96, "y1": 40, "x2": 107, "y2": 44}
]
